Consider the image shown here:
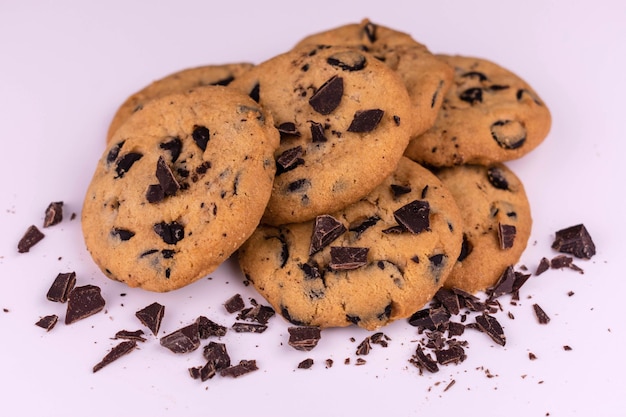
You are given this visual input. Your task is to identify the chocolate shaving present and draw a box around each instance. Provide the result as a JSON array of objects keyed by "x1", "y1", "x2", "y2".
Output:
[
  {"x1": 288, "y1": 326, "x2": 321, "y2": 351},
  {"x1": 347, "y1": 109, "x2": 384, "y2": 132},
  {"x1": 224, "y1": 294, "x2": 245, "y2": 314},
  {"x1": 498, "y1": 223, "x2": 516, "y2": 249},
  {"x1": 237, "y1": 304, "x2": 275, "y2": 324},
  {"x1": 329, "y1": 246, "x2": 368, "y2": 270},
  {"x1": 533, "y1": 303, "x2": 550, "y2": 324},
  {"x1": 435, "y1": 345, "x2": 466, "y2": 365},
  {"x1": 93, "y1": 340, "x2": 137, "y2": 373},
  {"x1": 309, "y1": 75, "x2": 343, "y2": 115},
  {"x1": 434, "y1": 288, "x2": 460, "y2": 315},
  {"x1": 135, "y1": 302, "x2": 165, "y2": 336},
  {"x1": 35, "y1": 315, "x2": 58, "y2": 331},
  {"x1": 65, "y1": 285, "x2": 105, "y2": 324},
  {"x1": 160, "y1": 321, "x2": 200, "y2": 354},
  {"x1": 43, "y1": 201, "x2": 63, "y2": 228},
  {"x1": 475, "y1": 314, "x2": 506, "y2": 346},
  {"x1": 393, "y1": 200, "x2": 430, "y2": 234},
  {"x1": 46, "y1": 271, "x2": 76, "y2": 303},
  {"x1": 550, "y1": 255, "x2": 573, "y2": 269},
  {"x1": 203, "y1": 342, "x2": 231, "y2": 371},
  {"x1": 309, "y1": 215, "x2": 346, "y2": 255},
  {"x1": 220, "y1": 360, "x2": 258, "y2": 378},
  {"x1": 114, "y1": 330, "x2": 146, "y2": 342},
  {"x1": 348, "y1": 216, "x2": 380, "y2": 239},
  {"x1": 232, "y1": 322, "x2": 268, "y2": 333},
  {"x1": 356, "y1": 337, "x2": 371, "y2": 355},
  {"x1": 17, "y1": 225, "x2": 45, "y2": 253}
]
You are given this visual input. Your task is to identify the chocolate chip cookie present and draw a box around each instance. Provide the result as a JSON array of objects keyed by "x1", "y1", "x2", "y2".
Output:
[
  {"x1": 229, "y1": 44, "x2": 414, "y2": 225},
  {"x1": 404, "y1": 55, "x2": 551, "y2": 166},
  {"x1": 237, "y1": 157, "x2": 463, "y2": 330},
  {"x1": 83, "y1": 86, "x2": 280, "y2": 292}
]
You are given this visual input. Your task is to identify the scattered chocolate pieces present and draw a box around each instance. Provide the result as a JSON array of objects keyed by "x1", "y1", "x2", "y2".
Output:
[
  {"x1": 288, "y1": 326, "x2": 321, "y2": 351},
  {"x1": 160, "y1": 321, "x2": 200, "y2": 354},
  {"x1": 35, "y1": 314, "x2": 58, "y2": 331},
  {"x1": 135, "y1": 302, "x2": 165, "y2": 336},
  {"x1": 533, "y1": 303, "x2": 550, "y2": 324},
  {"x1": 65, "y1": 285, "x2": 105, "y2": 325},
  {"x1": 220, "y1": 360, "x2": 258, "y2": 378},
  {"x1": 309, "y1": 215, "x2": 346, "y2": 255},
  {"x1": 93, "y1": 340, "x2": 137, "y2": 373},
  {"x1": 393, "y1": 200, "x2": 430, "y2": 234},
  {"x1": 224, "y1": 294, "x2": 245, "y2": 314},
  {"x1": 329, "y1": 246, "x2": 368, "y2": 270},
  {"x1": 552, "y1": 224, "x2": 596, "y2": 259},
  {"x1": 46, "y1": 272, "x2": 76, "y2": 303},
  {"x1": 298, "y1": 358, "x2": 314, "y2": 369},
  {"x1": 17, "y1": 225, "x2": 45, "y2": 253},
  {"x1": 43, "y1": 201, "x2": 63, "y2": 228}
]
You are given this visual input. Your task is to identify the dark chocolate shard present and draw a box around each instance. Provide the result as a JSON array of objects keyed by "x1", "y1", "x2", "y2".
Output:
[
  {"x1": 436, "y1": 345, "x2": 466, "y2": 365},
  {"x1": 413, "y1": 345, "x2": 439, "y2": 373},
  {"x1": 486, "y1": 166, "x2": 510, "y2": 190},
  {"x1": 347, "y1": 109, "x2": 384, "y2": 132},
  {"x1": 533, "y1": 303, "x2": 550, "y2": 324},
  {"x1": 189, "y1": 362, "x2": 216, "y2": 381},
  {"x1": 309, "y1": 75, "x2": 343, "y2": 115},
  {"x1": 93, "y1": 340, "x2": 137, "y2": 373},
  {"x1": 17, "y1": 225, "x2": 45, "y2": 253},
  {"x1": 310, "y1": 121, "x2": 328, "y2": 143},
  {"x1": 146, "y1": 184, "x2": 165, "y2": 203},
  {"x1": 454, "y1": 288, "x2": 486, "y2": 312},
  {"x1": 457, "y1": 234, "x2": 473, "y2": 261},
  {"x1": 135, "y1": 302, "x2": 165, "y2": 336},
  {"x1": 490, "y1": 120, "x2": 526, "y2": 149},
  {"x1": 348, "y1": 216, "x2": 380, "y2": 239},
  {"x1": 394, "y1": 200, "x2": 430, "y2": 234},
  {"x1": 488, "y1": 265, "x2": 517, "y2": 298},
  {"x1": 43, "y1": 201, "x2": 63, "y2": 228},
  {"x1": 309, "y1": 214, "x2": 346, "y2": 255},
  {"x1": 160, "y1": 322, "x2": 200, "y2": 354},
  {"x1": 156, "y1": 156, "x2": 180, "y2": 197},
  {"x1": 106, "y1": 141, "x2": 125, "y2": 164},
  {"x1": 448, "y1": 321, "x2": 466, "y2": 337},
  {"x1": 550, "y1": 254, "x2": 573, "y2": 269},
  {"x1": 277, "y1": 122, "x2": 300, "y2": 139},
  {"x1": 363, "y1": 21, "x2": 377, "y2": 42},
  {"x1": 434, "y1": 288, "x2": 460, "y2": 315},
  {"x1": 160, "y1": 137, "x2": 182, "y2": 163},
  {"x1": 232, "y1": 322, "x2": 268, "y2": 333},
  {"x1": 249, "y1": 83, "x2": 260, "y2": 102},
  {"x1": 298, "y1": 358, "x2": 314, "y2": 369},
  {"x1": 327, "y1": 51, "x2": 367, "y2": 71},
  {"x1": 35, "y1": 315, "x2": 58, "y2": 331},
  {"x1": 65, "y1": 285, "x2": 105, "y2": 325},
  {"x1": 237, "y1": 304, "x2": 275, "y2": 324},
  {"x1": 224, "y1": 294, "x2": 245, "y2": 314},
  {"x1": 551, "y1": 224, "x2": 596, "y2": 259},
  {"x1": 498, "y1": 223, "x2": 516, "y2": 249},
  {"x1": 535, "y1": 257, "x2": 550, "y2": 275},
  {"x1": 329, "y1": 246, "x2": 368, "y2": 270},
  {"x1": 153, "y1": 221, "x2": 184, "y2": 245},
  {"x1": 114, "y1": 329, "x2": 146, "y2": 342},
  {"x1": 115, "y1": 152, "x2": 143, "y2": 178},
  {"x1": 197, "y1": 316, "x2": 227, "y2": 339},
  {"x1": 276, "y1": 146, "x2": 304, "y2": 174},
  {"x1": 46, "y1": 271, "x2": 76, "y2": 303},
  {"x1": 390, "y1": 184, "x2": 411, "y2": 198},
  {"x1": 192, "y1": 125, "x2": 210, "y2": 151},
  {"x1": 356, "y1": 337, "x2": 371, "y2": 356},
  {"x1": 408, "y1": 308, "x2": 436, "y2": 330},
  {"x1": 475, "y1": 314, "x2": 506, "y2": 346},
  {"x1": 111, "y1": 228, "x2": 135, "y2": 241},
  {"x1": 459, "y1": 88, "x2": 483, "y2": 104},
  {"x1": 300, "y1": 261, "x2": 322, "y2": 281},
  {"x1": 288, "y1": 326, "x2": 321, "y2": 351},
  {"x1": 203, "y1": 342, "x2": 231, "y2": 371},
  {"x1": 220, "y1": 360, "x2": 258, "y2": 378}
]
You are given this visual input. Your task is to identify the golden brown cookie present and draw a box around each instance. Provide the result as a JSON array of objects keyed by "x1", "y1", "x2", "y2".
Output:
[{"x1": 83, "y1": 86, "x2": 279, "y2": 292}]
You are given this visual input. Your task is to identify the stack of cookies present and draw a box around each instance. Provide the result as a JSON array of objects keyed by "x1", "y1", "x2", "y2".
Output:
[{"x1": 82, "y1": 19, "x2": 551, "y2": 331}]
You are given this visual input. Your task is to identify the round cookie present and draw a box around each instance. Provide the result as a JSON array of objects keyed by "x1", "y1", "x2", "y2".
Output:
[
  {"x1": 404, "y1": 55, "x2": 552, "y2": 167},
  {"x1": 294, "y1": 19, "x2": 454, "y2": 137},
  {"x1": 83, "y1": 86, "x2": 280, "y2": 292},
  {"x1": 106, "y1": 63, "x2": 254, "y2": 143},
  {"x1": 228, "y1": 44, "x2": 414, "y2": 226},
  {"x1": 238, "y1": 157, "x2": 463, "y2": 330},
  {"x1": 435, "y1": 163, "x2": 532, "y2": 294}
]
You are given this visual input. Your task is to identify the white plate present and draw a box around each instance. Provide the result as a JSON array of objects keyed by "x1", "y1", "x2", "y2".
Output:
[{"x1": 1, "y1": 1, "x2": 624, "y2": 416}]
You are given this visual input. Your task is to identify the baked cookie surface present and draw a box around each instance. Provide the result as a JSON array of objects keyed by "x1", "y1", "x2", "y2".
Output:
[
  {"x1": 106, "y1": 63, "x2": 254, "y2": 143},
  {"x1": 404, "y1": 55, "x2": 551, "y2": 166},
  {"x1": 294, "y1": 19, "x2": 454, "y2": 137},
  {"x1": 238, "y1": 157, "x2": 463, "y2": 330},
  {"x1": 83, "y1": 86, "x2": 279, "y2": 292},
  {"x1": 435, "y1": 163, "x2": 532, "y2": 293},
  {"x1": 229, "y1": 44, "x2": 413, "y2": 225}
]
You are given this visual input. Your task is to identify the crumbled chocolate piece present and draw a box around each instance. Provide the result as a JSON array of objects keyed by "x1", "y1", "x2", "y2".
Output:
[
  {"x1": 46, "y1": 272, "x2": 76, "y2": 303},
  {"x1": 393, "y1": 200, "x2": 430, "y2": 234},
  {"x1": 325, "y1": 359, "x2": 334, "y2": 368},
  {"x1": 533, "y1": 304, "x2": 550, "y2": 324},
  {"x1": 489, "y1": 265, "x2": 517, "y2": 298},
  {"x1": 498, "y1": 223, "x2": 516, "y2": 249},
  {"x1": 529, "y1": 352, "x2": 538, "y2": 360},
  {"x1": 224, "y1": 294, "x2": 245, "y2": 314},
  {"x1": 436, "y1": 345, "x2": 466, "y2": 365},
  {"x1": 43, "y1": 201, "x2": 63, "y2": 228},
  {"x1": 220, "y1": 360, "x2": 258, "y2": 378},
  {"x1": 114, "y1": 330, "x2": 146, "y2": 342},
  {"x1": 327, "y1": 51, "x2": 367, "y2": 71},
  {"x1": 35, "y1": 314, "x2": 58, "y2": 331},
  {"x1": 65, "y1": 285, "x2": 105, "y2": 324},
  {"x1": 490, "y1": 120, "x2": 526, "y2": 149},
  {"x1": 277, "y1": 122, "x2": 300, "y2": 138},
  {"x1": 434, "y1": 288, "x2": 460, "y2": 315},
  {"x1": 408, "y1": 308, "x2": 436, "y2": 330},
  {"x1": 310, "y1": 121, "x2": 328, "y2": 142},
  {"x1": 203, "y1": 342, "x2": 231, "y2": 371},
  {"x1": 309, "y1": 214, "x2": 346, "y2": 255},
  {"x1": 160, "y1": 321, "x2": 200, "y2": 353},
  {"x1": 348, "y1": 216, "x2": 380, "y2": 239},
  {"x1": 370, "y1": 332, "x2": 390, "y2": 347},
  {"x1": 288, "y1": 326, "x2": 321, "y2": 351},
  {"x1": 475, "y1": 314, "x2": 506, "y2": 346},
  {"x1": 512, "y1": 271, "x2": 531, "y2": 293},
  {"x1": 276, "y1": 146, "x2": 304, "y2": 174},
  {"x1": 536, "y1": 257, "x2": 550, "y2": 275},
  {"x1": 550, "y1": 255, "x2": 573, "y2": 269},
  {"x1": 189, "y1": 362, "x2": 217, "y2": 381},
  {"x1": 298, "y1": 358, "x2": 314, "y2": 369},
  {"x1": 447, "y1": 321, "x2": 466, "y2": 337},
  {"x1": 106, "y1": 141, "x2": 125, "y2": 164},
  {"x1": 192, "y1": 125, "x2": 210, "y2": 151},
  {"x1": 197, "y1": 316, "x2": 227, "y2": 338},
  {"x1": 347, "y1": 109, "x2": 384, "y2": 132},
  {"x1": 412, "y1": 345, "x2": 439, "y2": 373},
  {"x1": 355, "y1": 358, "x2": 367, "y2": 366},
  {"x1": 17, "y1": 225, "x2": 45, "y2": 253},
  {"x1": 237, "y1": 304, "x2": 275, "y2": 324},
  {"x1": 135, "y1": 302, "x2": 164, "y2": 336},
  {"x1": 93, "y1": 340, "x2": 137, "y2": 373},
  {"x1": 430, "y1": 306, "x2": 451, "y2": 328},
  {"x1": 153, "y1": 221, "x2": 184, "y2": 245},
  {"x1": 309, "y1": 75, "x2": 343, "y2": 115},
  {"x1": 232, "y1": 322, "x2": 267, "y2": 333},
  {"x1": 444, "y1": 380, "x2": 456, "y2": 392},
  {"x1": 160, "y1": 137, "x2": 182, "y2": 163},
  {"x1": 329, "y1": 246, "x2": 368, "y2": 270},
  {"x1": 390, "y1": 184, "x2": 411, "y2": 198},
  {"x1": 459, "y1": 87, "x2": 483, "y2": 104},
  {"x1": 453, "y1": 288, "x2": 486, "y2": 312},
  {"x1": 111, "y1": 228, "x2": 135, "y2": 241},
  {"x1": 155, "y1": 156, "x2": 180, "y2": 197},
  {"x1": 563, "y1": 345, "x2": 573, "y2": 351},
  {"x1": 115, "y1": 152, "x2": 143, "y2": 178},
  {"x1": 356, "y1": 337, "x2": 371, "y2": 355}
]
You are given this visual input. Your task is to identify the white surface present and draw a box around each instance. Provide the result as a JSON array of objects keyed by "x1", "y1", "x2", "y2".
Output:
[{"x1": 1, "y1": 1, "x2": 625, "y2": 416}]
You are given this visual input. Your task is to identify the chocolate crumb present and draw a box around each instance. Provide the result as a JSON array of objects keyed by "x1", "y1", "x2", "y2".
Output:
[
  {"x1": 35, "y1": 314, "x2": 58, "y2": 331},
  {"x1": 224, "y1": 294, "x2": 245, "y2": 314},
  {"x1": 65, "y1": 285, "x2": 105, "y2": 324},
  {"x1": 550, "y1": 254, "x2": 573, "y2": 269},
  {"x1": 370, "y1": 332, "x2": 390, "y2": 347},
  {"x1": 298, "y1": 358, "x2": 314, "y2": 369},
  {"x1": 114, "y1": 330, "x2": 146, "y2": 342},
  {"x1": 93, "y1": 340, "x2": 137, "y2": 373},
  {"x1": 411, "y1": 345, "x2": 439, "y2": 373},
  {"x1": 160, "y1": 322, "x2": 200, "y2": 354},
  {"x1": 533, "y1": 303, "x2": 550, "y2": 324},
  {"x1": 563, "y1": 345, "x2": 572, "y2": 351},
  {"x1": 325, "y1": 359, "x2": 334, "y2": 368},
  {"x1": 288, "y1": 326, "x2": 321, "y2": 351},
  {"x1": 135, "y1": 302, "x2": 165, "y2": 336},
  {"x1": 18, "y1": 225, "x2": 45, "y2": 253},
  {"x1": 355, "y1": 358, "x2": 367, "y2": 366},
  {"x1": 43, "y1": 201, "x2": 63, "y2": 228},
  {"x1": 220, "y1": 360, "x2": 258, "y2": 378},
  {"x1": 436, "y1": 345, "x2": 466, "y2": 365},
  {"x1": 444, "y1": 379, "x2": 456, "y2": 392},
  {"x1": 529, "y1": 352, "x2": 538, "y2": 360},
  {"x1": 552, "y1": 224, "x2": 596, "y2": 259},
  {"x1": 46, "y1": 272, "x2": 76, "y2": 303}
]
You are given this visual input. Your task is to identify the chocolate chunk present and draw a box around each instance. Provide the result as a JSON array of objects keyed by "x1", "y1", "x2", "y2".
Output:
[
  {"x1": 93, "y1": 340, "x2": 137, "y2": 373},
  {"x1": 498, "y1": 223, "x2": 516, "y2": 249},
  {"x1": 300, "y1": 262, "x2": 322, "y2": 281},
  {"x1": 160, "y1": 322, "x2": 200, "y2": 354},
  {"x1": 408, "y1": 309, "x2": 436, "y2": 330},
  {"x1": 490, "y1": 120, "x2": 526, "y2": 149},
  {"x1": 224, "y1": 294, "x2": 245, "y2": 314},
  {"x1": 309, "y1": 214, "x2": 346, "y2": 255},
  {"x1": 288, "y1": 326, "x2": 321, "y2": 351},
  {"x1": 115, "y1": 152, "x2": 143, "y2": 178},
  {"x1": 489, "y1": 265, "x2": 517, "y2": 298},
  {"x1": 412, "y1": 345, "x2": 439, "y2": 373},
  {"x1": 46, "y1": 271, "x2": 76, "y2": 302},
  {"x1": 146, "y1": 184, "x2": 165, "y2": 203},
  {"x1": 220, "y1": 360, "x2": 258, "y2": 378},
  {"x1": 550, "y1": 254, "x2": 573, "y2": 269},
  {"x1": 453, "y1": 288, "x2": 486, "y2": 312},
  {"x1": 390, "y1": 184, "x2": 411, "y2": 198},
  {"x1": 475, "y1": 314, "x2": 506, "y2": 346},
  {"x1": 155, "y1": 156, "x2": 180, "y2": 197},
  {"x1": 232, "y1": 322, "x2": 267, "y2": 333},
  {"x1": 114, "y1": 330, "x2": 146, "y2": 342},
  {"x1": 329, "y1": 246, "x2": 368, "y2": 270},
  {"x1": 512, "y1": 271, "x2": 531, "y2": 293},
  {"x1": 160, "y1": 137, "x2": 182, "y2": 163},
  {"x1": 287, "y1": 178, "x2": 310, "y2": 193},
  {"x1": 347, "y1": 109, "x2": 384, "y2": 132},
  {"x1": 459, "y1": 88, "x2": 483, "y2": 104},
  {"x1": 189, "y1": 362, "x2": 216, "y2": 381},
  {"x1": 135, "y1": 302, "x2": 165, "y2": 336},
  {"x1": 266, "y1": 234, "x2": 289, "y2": 268},
  {"x1": 65, "y1": 285, "x2": 105, "y2": 324},
  {"x1": 237, "y1": 304, "x2": 275, "y2": 324},
  {"x1": 533, "y1": 303, "x2": 550, "y2": 324},
  {"x1": 394, "y1": 200, "x2": 430, "y2": 234},
  {"x1": 309, "y1": 75, "x2": 343, "y2": 115},
  {"x1": 249, "y1": 83, "x2": 260, "y2": 102},
  {"x1": 153, "y1": 221, "x2": 184, "y2": 244},
  {"x1": 457, "y1": 234, "x2": 473, "y2": 262},
  {"x1": 106, "y1": 141, "x2": 125, "y2": 164},
  {"x1": 203, "y1": 342, "x2": 231, "y2": 370},
  {"x1": 486, "y1": 166, "x2": 510, "y2": 190},
  {"x1": 277, "y1": 122, "x2": 300, "y2": 138},
  {"x1": 356, "y1": 337, "x2": 371, "y2": 356},
  {"x1": 535, "y1": 257, "x2": 550, "y2": 275},
  {"x1": 192, "y1": 125, "x2": 210, "y2": 151},
  {"x1": 363, "y1": 21, "x2": 377, "y2": 42},
  {"x1": 448, "y1": 321, "x2": 466, "y2": 337},
  {"x1": 436, "y1": 345, "x2": 467, "y2": 365},
  {"x1": 276, "y1": 146, "x2": 304, "y2": 174},
  {"x1": 348, "y1": 216, "x2": 380, "y2": 239},
  {"x1": 197, "y1": 316, "x2": 227, "y2": 338},
  {"x1": 35, "y1": 315, "x2": 58, "y2": 331},
  {"x1": 17, "y1": 225, "x2": 45, "y2": 253},
  {"x1": 434, "y1": 288, "x2": 461, "y2": 315},
  {"x1": 327, "y1": 51, "x2": 367, "y2": 71},
  {"x1": 462, "y1": 71, "x2": 488, "y2": 81},
  {"x1": 551, "y1": 224, "x2": 596, "y2": 259},
  {"x1": 298, "y1": 358, "x2": 314, "y2": 369},
  {"x1": 111, "y1": 228, "x2": 135, "y2": 241},
  {"x1": 310, "y1": 121, "x2": 328, "y2": 143},
  {"x1": 43, "y1": 201, "x2": 63, "y2": 228}
]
